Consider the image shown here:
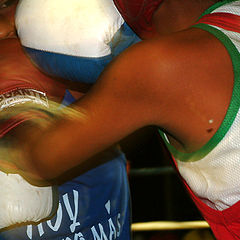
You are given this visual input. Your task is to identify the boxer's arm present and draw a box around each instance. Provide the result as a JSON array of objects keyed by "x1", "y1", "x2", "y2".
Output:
[
  {"x1": 3, "y1": 39, "x2": 161, "y2": 180},
  {"x1": 12, "y1": 28, "x2": 233, "y2": 180}
]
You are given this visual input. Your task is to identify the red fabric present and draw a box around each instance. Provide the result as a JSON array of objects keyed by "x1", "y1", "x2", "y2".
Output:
[
  {"x1": 0, "y1": 108, "x2": 50, "y2": 138},
  {"x1": 0, "y1": 39, "x2": 66, "y2": 137},
  {"x1": 171, "y1": 156, "x2": 240, "y2": 240},
  {"x1": 183, "y1": 176, "x2": 240, "y2": 240},
  {"x1": 113, "y1": 0, "x2": 163, "y2": 39},
  {"x1": 196, "y1": 12, "x2": 240, "y2": 34}
]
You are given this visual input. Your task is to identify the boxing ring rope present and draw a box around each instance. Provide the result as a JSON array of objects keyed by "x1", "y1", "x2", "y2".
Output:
[
  {"x1": 129, "y1": 167, "x2": 210, "y2": 232},
  {"x1": 129, "y1": 166, "x2": 175, "y2": 177},
  {"x1": 131, "y1": 221, "x2": 210, "y2": 232}
]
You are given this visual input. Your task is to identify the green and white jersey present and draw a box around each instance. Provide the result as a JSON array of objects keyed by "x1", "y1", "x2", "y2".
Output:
[{"x1": 161, "y1": 0, "x2": 240, "y2": 211}]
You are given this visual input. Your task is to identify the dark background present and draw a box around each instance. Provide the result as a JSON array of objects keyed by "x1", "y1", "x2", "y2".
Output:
[
  {"x1": 120, "y1": 126, "x2": 213, "y2": 240},
  {"x1": 120, "y1": 126, "x2": 202, "y2": 223}
]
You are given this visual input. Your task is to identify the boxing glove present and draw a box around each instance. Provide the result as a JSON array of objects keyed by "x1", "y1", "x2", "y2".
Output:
[
  {"x1": 15, "y1": 0, "x2": 141, "y2": 84},
  {"x1": 113, "y1": 0, "x2": 163, "y2": 39},
  {"x1": 0, "y1": 171, "x2": 58, "y2": 230}
]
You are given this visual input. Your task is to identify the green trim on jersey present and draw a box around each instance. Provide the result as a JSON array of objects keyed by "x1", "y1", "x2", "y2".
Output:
[
  {"x1": 197, "y1": 0, "x2": 239, "y2": 20},
  {"x1": 160, "y1": 10, "x2": 240, "y2": 162}
]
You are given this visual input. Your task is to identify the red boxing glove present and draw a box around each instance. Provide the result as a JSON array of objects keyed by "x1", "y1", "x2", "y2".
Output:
[{"x1": 114, "y1": 0, "x2": 163, "y2": 39}]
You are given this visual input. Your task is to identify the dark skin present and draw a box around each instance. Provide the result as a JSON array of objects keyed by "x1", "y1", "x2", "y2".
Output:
[
  {"x1": 2, "y1": 0, "x2": 234, "y2": 180},
  {"x1": 0, "y1": 0, "x2": 17, "y2": 39},
  {"x1": 152, "y1": 0, "x2": 220, "y2": 35}
]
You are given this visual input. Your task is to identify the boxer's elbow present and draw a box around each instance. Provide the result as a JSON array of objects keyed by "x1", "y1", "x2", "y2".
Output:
[{"x1": 28, "y1": 138, "x2": 73, "y2": 180}]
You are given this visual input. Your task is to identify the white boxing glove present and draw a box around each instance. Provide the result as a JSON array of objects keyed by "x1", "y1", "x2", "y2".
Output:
[
  {"x1": 15, "y1": 0, "x2": 140, "y2": 84},
  {"x1": 16, "y1": 0, "x2": 124, "y2": 58},
  {"x1": 0, "y1": 171, "x2": 58, "y2": 230}
]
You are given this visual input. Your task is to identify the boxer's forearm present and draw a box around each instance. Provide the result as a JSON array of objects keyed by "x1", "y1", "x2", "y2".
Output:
[{"x1": 11, "y1": 99, "x2": 134, "y2": 180}]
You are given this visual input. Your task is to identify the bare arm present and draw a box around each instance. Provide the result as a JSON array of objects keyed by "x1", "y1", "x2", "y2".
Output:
[{"x1": 12, "y1": 27, "x2": 234, "y2": 180}]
